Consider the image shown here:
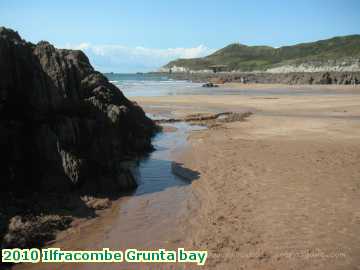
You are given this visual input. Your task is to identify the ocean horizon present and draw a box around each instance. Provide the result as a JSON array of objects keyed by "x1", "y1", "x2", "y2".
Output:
[{"x1": 104, "y1": 72, "x2": 203, "y2": 97}]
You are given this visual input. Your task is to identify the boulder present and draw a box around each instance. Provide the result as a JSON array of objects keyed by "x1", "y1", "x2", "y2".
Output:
[
  {"x1": 202, "y1": 82, "x2": 219, "y2": 88},
  {"x1": 2, "y1": 215, "x2": 72, "y2": 248}
]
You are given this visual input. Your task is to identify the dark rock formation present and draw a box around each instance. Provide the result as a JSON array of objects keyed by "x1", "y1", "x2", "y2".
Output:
[
  {"x1": 154, "y1": 111, "x2": 253, "y2": 129},
  {"x1": 202, "y1": 82, "x2": 218, "y2": 88},
  {"x1": 3, "y1": 215, "x2": 72, "y2": 248},
  {"x1": 0, "y1": 27, "x2": 156, "y2": 193},
  {"x1": 165, "y1": 71, "x2": 360, "y2": 85}
]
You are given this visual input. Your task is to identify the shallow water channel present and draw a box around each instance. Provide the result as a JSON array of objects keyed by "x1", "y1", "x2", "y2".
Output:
[
  {"x1": 104, "y1": 121, "x2": 205, "y2": 248},
  {"x1": 15, "y1": 120, "x2": 204, "y2": 270},
  {"x1": 134, "y1": 121, "x2": 203, "y2": 195}
]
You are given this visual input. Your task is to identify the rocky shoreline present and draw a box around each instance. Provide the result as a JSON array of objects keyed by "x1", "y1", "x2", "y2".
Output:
[
  {"x1": 155, "y1": 111, "x2": 253, "y2": 128},
  {"x1": 0, "y1": 27, "x2": 157, "y2": 250},
  {"x1": 160, "y1": 71, "x2": 360, "y2": 85}
]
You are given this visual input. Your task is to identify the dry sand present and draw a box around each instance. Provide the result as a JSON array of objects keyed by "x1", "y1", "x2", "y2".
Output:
[{"x1": 135, "y1": 85, "x2": 360, "y2": 269}]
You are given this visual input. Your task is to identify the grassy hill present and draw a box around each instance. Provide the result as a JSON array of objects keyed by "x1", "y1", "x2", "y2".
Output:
[{"x1": 164, "y1": 35, "x2": 360, "y2": 72}]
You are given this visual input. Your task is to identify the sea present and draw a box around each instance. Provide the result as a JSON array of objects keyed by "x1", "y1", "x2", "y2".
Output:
[
  {"x1": 104, "y1": 73, "x2": 203, "y2": 97},
  {"x1": 104, "y1": 73, "x2": 360, "y2": 97}
]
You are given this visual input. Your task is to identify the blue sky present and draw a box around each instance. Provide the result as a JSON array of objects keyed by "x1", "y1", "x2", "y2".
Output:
[{"x1": 1, "y1": 0, "x2": 359, "y2": 72}]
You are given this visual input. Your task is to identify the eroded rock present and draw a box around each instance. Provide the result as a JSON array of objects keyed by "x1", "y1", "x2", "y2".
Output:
[
  {"x1": 0, "y1": 27, "x2": 156, "y2": 192},
  {"x1": 2, "y1": 215, "x2": 72, "y2": 248},
  {"x1": 0, "y1": 27, "x2": 157, "y2": 249}
]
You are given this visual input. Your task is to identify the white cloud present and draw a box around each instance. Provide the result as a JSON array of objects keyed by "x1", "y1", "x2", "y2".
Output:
[
  {"x1": 62, "y1": 43, "x2": 215, "y2": 73},
  {"x1": 72, "y1": 42, "x2": 91, "y2": 50}
]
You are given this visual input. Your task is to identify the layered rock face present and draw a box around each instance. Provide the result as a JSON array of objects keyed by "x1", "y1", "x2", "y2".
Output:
[
  {"x1": 219, "y1": 71, "x2": 360, "y2": 85},
  {"x1": 0, "y1": 27, "x2": 156, "y2": 193},
  {"x1": 167, "y1": 71, "x2": 360, "y2": 85}
]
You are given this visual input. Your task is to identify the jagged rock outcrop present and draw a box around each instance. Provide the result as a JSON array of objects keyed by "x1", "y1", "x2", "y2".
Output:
[
  {"x1": 166, "y1": 71, "x2": 360, "y2": 85},
  {"x1": 0, "y1": 27, "x2": 156, "y2": 193}
]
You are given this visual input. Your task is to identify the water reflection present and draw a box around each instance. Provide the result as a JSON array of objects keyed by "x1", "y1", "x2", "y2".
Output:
[{"x1": 133, "y1": 122, "x2": 204, "y2": 196}]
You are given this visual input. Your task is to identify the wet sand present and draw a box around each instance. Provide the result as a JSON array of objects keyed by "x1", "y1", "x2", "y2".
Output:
[
  {"x1": 14, "y1": 85, "x2": 360, "y2": 270},
  {"x1": 135, "y1": 85, "x2": 360, "y2": 269},
  {"x1": 14, "y1": 122, "x2": 203, "y2": 270}
]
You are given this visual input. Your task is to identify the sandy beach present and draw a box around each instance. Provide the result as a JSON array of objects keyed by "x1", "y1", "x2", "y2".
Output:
[
  {"x1": 3, "y1": 2, "x2": 360, "y2": 269},
  {"x1": 10, "y1": 84, "x2": 360, "y2": 270},
  {"x1": 134, "y1": 84, "x2": 360, "y2": 269}
]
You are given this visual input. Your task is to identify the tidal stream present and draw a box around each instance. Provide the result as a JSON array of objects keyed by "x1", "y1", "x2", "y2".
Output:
[{"x1": 15, "y1": 120, "x2": 204, "y2": 270}]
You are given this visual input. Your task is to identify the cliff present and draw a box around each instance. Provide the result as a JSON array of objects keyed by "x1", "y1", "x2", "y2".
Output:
[{"x1": 0, "y1": 27, "x2": 156, "y2": 193}]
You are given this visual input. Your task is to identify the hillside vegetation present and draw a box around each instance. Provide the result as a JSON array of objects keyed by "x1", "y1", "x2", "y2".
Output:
[{"x1": 165, "y1": 35, "x2": 360, "y2": 72}]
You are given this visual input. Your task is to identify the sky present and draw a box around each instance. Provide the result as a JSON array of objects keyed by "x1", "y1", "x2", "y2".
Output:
[{"x1": 1, "y1": 0, "x2": 359, "y2": 72}]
